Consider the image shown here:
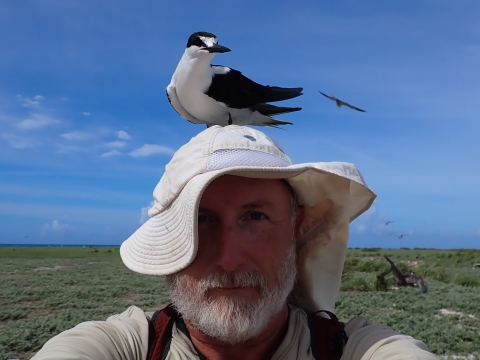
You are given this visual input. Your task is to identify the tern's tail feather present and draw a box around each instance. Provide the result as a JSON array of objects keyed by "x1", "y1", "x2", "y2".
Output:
[
  {"x1": 247, "y1": 111, "x2": 294, "y2": 127},
  {"x1": 252, "y1": 103, "x2": 302, "y2": 116},
  {"x1": 262, "y1": 86, "x2": 303, "y2": 103},
  {"x1": 264, "y1": 118, "x2": 293, "y2": 128}
]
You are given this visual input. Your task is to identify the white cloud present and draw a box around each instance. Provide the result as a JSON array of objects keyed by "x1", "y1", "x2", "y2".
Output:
[
  {"x1": 17, "y1": 114, "x2": 60, "y2": 130},
  {"x1": 61, "y1": 131, "x2": 95, "y2": 141},
  {"x1": 82, "y1": 112, "x2": 91, "y2": 116},
  {"x1": 117, "y1": 130, "x2": 131, "y2": 140},
  {"x1": 105, "y1": 140, "x2": 126, "y2": 148},
  {"x1": 129, "y1": 144, "x2": 174, "y2": 158},
  {"x1": 1, "y1": 133, "x2": 40, "y2": 148},
  {"x1": 140, "y1": 201, "x2": 154, "y2": 224},
  {"x1": 16, "y1": 94, "x2": 45, "y2": 108},
  {"x1": 101, "y1": 149, "x2": 122, "y2": 158},
  {"x1": 351, "y1": 203, "x2": 395, "y2": 236},
  {"x1": 43, "y1": 219, "x2": 70, "y2": 233}
]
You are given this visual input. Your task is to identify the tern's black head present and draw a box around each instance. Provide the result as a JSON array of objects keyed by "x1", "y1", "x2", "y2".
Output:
[{"x1": 186, "y1": 31, "x2": 231, "y2": 54}]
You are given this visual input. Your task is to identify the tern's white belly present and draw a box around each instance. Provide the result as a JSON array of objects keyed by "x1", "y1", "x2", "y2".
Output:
[
  {"x1": 175, "y1": 65, "x2": 228, "y2": 123},
  {"x1": 172, "y1": 56, "x2": 259, "y2": 126},
  {"x1": 179, "y1": 86, "x2": 227, "y2": 121}
]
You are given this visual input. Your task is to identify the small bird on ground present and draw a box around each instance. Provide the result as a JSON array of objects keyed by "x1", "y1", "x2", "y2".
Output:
[
  {"x1": 167, "y1": 32, "x2": 303, "y2": 127},
  {"x1": 318, "y1": 91, "x2": 366, "y2": 112}
]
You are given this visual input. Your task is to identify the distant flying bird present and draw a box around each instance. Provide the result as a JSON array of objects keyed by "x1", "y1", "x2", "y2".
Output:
[
  {"x1": 167, "y1": 31, "x2": 303, "y2": 127},
  {"x1": 398, "y1": 234, "x2": 407, "y2": 239},
  {"x1": 318, "y1": 91, "x2": 366, "y2": 112},
  {"x1": 385, "y1": 220, "x2": 393, "y2": 225}
]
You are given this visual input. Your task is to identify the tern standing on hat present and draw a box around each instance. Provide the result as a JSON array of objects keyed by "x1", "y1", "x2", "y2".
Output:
[
  {"x1": 33, "y1": 126, "x2": 438, "y2": 360},
  {"x1": 166, "y1": 32, "x2": 303, "y2": 127}
]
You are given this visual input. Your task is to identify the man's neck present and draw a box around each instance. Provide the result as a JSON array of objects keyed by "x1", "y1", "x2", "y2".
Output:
[{"x1": 184, "y1": 304, "x2": 290, "y2": 360}]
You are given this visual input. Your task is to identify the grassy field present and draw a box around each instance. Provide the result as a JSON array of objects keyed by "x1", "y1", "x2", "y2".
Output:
[{"x1": 1, "y1": 247, "x2": 479, "y2": 359}]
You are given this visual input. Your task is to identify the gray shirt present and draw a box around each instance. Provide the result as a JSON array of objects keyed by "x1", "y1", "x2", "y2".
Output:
[{"x1": 32, "y1": 305, "x2": 438, "y2": 360}]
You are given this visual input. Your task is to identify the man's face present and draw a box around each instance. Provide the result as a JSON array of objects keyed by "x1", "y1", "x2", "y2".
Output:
[{"x1": 167, "y1": 175, "x2": 302, "y2": 343}]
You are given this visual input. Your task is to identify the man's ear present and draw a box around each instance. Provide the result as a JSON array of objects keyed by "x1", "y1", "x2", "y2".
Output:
[{"x1": 294, "y1": 205, "x2": 305, "y2": 243}]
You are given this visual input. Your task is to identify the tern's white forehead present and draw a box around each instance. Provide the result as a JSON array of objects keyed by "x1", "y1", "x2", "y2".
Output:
[{"x1": 199, "y1": 36, "x2": 217, "y2": 48}]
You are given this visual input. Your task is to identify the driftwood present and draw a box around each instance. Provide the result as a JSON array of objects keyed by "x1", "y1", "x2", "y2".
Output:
[{"x1": 376, "y1": 255, "x2": 427, "y2": 293}]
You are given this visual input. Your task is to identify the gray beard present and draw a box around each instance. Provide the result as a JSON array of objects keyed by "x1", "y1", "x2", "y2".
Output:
[{"x1": 166, "y1": 240, "x2": 297, "y2": 344}]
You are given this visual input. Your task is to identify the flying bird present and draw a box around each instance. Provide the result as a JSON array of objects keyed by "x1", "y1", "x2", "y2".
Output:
[
  {"x1": 398, "y1": 234, "x2": 407, "y2": 239},
  {"x1": 318, "y1": 91, "x2": 366, "y2": 112},
  {"x1": 385, "y1": 220, "x2": 393, "y2": 225},
  {"x1": 167, "y1": 32, "x2": 303, "y2": 127}
]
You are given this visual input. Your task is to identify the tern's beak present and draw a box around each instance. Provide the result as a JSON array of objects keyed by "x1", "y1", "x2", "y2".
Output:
[{"x1": 205, "y1": 44, "x2": 231, "y2": 53}]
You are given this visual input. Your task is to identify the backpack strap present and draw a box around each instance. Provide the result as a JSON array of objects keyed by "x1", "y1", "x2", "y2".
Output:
[
  {"x1": 307, "y1": 310, "x2": 348, "y2": 360},
  {"x1": 147, "y1": 304, "x2": 176, "y2": 360},
  {"x1": 148, "y1": 305, "x2": 347, "y2": 360},
  {"x1": 148, "y1": 304, "x2": 209, "y2": 360}
]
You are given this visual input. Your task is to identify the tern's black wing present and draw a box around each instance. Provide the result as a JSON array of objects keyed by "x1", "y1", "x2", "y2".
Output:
[
  {"x1": 319, "y1": 91, "x2": 366, "y2": 112},
  {"x1": 318, "y1": 91, "x2": 336, "y2": 101},
  {"x1": 206, "y1": 65, "x2": 303, "y2": 109},
  {"x1": 341, "y1": 101, "x2": 366, "y2": 112},
  {"x1": 251, "y1": 103, "x2": 301, "y2": 116}
]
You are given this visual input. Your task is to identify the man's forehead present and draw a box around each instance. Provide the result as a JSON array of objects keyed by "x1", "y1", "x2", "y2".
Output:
[
  {"x1": 200, "y1": 175, "x2": 292, "y2": 204},
  {"x1": 198, "y1": 200, "x2": 276, "y2": 213}
]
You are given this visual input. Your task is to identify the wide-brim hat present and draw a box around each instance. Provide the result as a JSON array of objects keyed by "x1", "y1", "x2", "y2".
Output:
[{"x1": 121, "y1": 125, "x2": 376, "y2": 312}]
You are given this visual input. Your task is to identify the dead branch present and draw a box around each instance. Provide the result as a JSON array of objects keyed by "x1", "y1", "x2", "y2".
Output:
[{"x1": 377, "y1": 255, "x2": 427, "y2": 293}]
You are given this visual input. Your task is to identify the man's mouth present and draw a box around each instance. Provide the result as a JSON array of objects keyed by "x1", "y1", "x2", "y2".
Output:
[{"x1": 207, "y1": 286, "x2": 260, "y2": 298}]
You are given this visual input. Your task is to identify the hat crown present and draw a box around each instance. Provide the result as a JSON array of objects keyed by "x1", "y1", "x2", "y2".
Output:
[{"x1": 151, "y1": 125, "x2": 293, "y2": 215}]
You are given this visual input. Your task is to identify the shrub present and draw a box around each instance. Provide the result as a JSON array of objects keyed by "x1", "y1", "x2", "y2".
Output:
[
  {"x1": 360, "y1": 247, "x2": 381, "y2": 252},
  {"x1": 343, "y1": 257, "x2": 359, "y2": 272},
  {"x1": 415, "y1": 265, "x2": 448, "y2": 283},
  {"x1": 341, "y1": 272, "x2": 377, "y2": 292},
  {"x1": 357, "y1": 260, "x2": 384, "y2": 273},
  {"x1": 452, "y1": 274, "x2": 480, "y2": 288},
  {"x1": 374, "y1": 275, "x2": 396, "y2": 292}
]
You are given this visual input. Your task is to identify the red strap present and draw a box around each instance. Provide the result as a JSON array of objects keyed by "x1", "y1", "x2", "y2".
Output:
[
  {"x1": 309, "y1": 310, "x2": 346, "y2": 360},
  {"x1": 147, "y1": 305, "x2": 175, "y2": 360}
]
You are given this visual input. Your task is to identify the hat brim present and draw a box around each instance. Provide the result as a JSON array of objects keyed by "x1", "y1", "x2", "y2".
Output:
[{"x1": 120, "y1": 162, "x2": 376, "y2": 276}]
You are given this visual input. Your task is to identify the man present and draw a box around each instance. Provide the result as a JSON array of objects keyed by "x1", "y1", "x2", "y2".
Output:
[{"x1": 33, "y1": 125, "x2": 438, "y2": 359}]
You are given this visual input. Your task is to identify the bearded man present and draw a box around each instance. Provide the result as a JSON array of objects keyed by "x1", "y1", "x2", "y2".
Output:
[{"x1": 33, "y1": 126, "x2": 438, "y2": 360}]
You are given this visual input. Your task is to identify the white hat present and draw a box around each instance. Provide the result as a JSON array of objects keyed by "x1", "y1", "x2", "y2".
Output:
[{"x1": 121, "y1": 125, "x2": 376, "y2": 312}]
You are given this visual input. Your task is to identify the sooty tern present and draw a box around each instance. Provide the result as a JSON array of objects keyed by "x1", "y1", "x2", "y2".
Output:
[{"x1": 167, "y1": 32, "x2": 303, "y2": 127}]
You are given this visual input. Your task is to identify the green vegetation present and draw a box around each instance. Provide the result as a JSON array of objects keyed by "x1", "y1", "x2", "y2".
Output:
[
  {"x1": 0, "y1": 247, "x2": 170, "y2": 359},
  {"x1": 1, "y1": 247, "x2": 479, "y2": 359},
  {"x1": 337, "y1": 249, "x2": 480, "y2": 358}
]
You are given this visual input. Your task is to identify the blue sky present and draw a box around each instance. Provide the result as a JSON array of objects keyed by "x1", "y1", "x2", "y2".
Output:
[{"x1": 1, "y1": 1, "x2": 479, "y2": 248}]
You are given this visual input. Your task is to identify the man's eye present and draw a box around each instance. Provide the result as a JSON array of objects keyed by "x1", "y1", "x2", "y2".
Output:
[
  {"x1": 198, "y1": 214, "x2": 208, "y2": 223},
  {"x1": 249, "y1": 212, "x2": 265, "y2": 221}
]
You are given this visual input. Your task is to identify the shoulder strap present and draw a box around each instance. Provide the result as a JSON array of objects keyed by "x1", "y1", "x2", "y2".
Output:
[
  {"x1": 147, "y1": 304, "x2": 176, "y2": 360},
  {"x1": 148, "y1": 305, "x2": 208, "y2": 360},
  {"x1": 307, "y1": 310, "x2": 348, "y2": 360}
]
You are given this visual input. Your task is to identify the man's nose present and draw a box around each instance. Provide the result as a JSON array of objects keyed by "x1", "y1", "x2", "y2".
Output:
[{"x1": 215, "y1": 223, "x2": 249, "y2": 272}]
